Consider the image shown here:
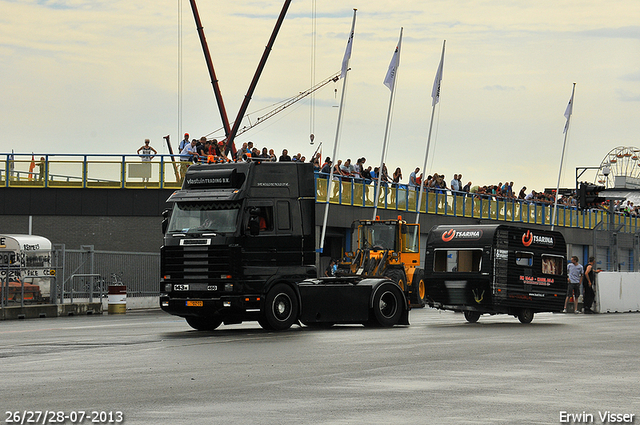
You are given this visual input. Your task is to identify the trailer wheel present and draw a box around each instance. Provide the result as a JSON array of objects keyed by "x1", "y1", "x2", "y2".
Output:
[
  {"x1": 372, "y1": 285, "x2": 403, "y2": 327},
  {"x1": 463, "y1": 310, "x2": 481, "y2": 323},
  {"x1": 262, "y1": 284, "x2": 299, "y2": 331},
  {"x1": 410, "y1": 269, "x2": 426, "y2": 307},
  {"x1": 517, "y1": 309, "x2": 534, "y2": 324},
  {"x1": 185, "y1": 316, "x2": 223, "y2": 331}
]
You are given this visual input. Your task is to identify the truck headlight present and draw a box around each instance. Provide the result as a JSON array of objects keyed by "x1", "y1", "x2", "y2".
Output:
[{"x1": 164, "y1": 284, "x2": 172, "y2": 292}]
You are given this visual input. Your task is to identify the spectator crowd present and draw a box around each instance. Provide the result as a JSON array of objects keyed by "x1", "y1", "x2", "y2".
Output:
[{"x1": 162, "y1": 134, "x2": 623, "y2": 211}]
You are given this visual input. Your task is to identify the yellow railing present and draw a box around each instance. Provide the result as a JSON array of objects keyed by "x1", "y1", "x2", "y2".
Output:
[
  {"x1": 1, "y1": 155, "x2": 183, "y2": 190},
  {"x1": 314, "y1": 174, "x2": 637, "y2": 233},
  {"x1": 1, "y1": 155, "x2": 634, "y2": 233}
]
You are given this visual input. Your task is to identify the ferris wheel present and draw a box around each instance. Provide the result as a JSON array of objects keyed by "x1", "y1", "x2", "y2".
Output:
[{"x1": 594, "y1": 146, "x2": 640, "y2": 188}]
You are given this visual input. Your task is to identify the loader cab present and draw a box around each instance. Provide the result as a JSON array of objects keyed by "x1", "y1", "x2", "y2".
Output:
[{"x1": 350, "y1": 218, "x2": 419, "y2": 255}]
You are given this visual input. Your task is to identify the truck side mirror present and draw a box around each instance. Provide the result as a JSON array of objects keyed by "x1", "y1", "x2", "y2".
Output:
[
  {"x1": 248, "y1": 208, "x2": 260, "y2": 236},
  {"x1": 161, "y1": 209, "x2": 171, "y2": 234},
  {"x1": 248, "y1": 216, "x2": 260, "y2": 236}
]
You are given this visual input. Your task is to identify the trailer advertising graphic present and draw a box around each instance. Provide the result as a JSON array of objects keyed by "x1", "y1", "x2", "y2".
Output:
[
  {"x1": 441, "y1": 229, "x2": 483, "y2": 242},
  {"x1": 521, "y1": 230, "x2": 555, "y2": 247}
]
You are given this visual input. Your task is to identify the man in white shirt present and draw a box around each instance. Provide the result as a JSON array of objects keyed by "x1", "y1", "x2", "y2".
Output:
[{"x1": 450, "y1": 174, "x2": 460, "y2": 192}]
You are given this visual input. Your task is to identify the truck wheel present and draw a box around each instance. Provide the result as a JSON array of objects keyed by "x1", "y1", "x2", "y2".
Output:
[
  {"x1": 372, "y1": 285, "x2": 403, "y2": 327},
  {"x1": 518, "y1": 309, "x2": 534, "y2": 324},
  {"x1": 185, "y1": 316, "x2": 223, "y2": 331},
  {"x1": 385, "y1": 269, "x2": 407, "y2": 292},
  {"x1": 263, "y1": 284, "x2": 299, "y2": 331},
  {"x1": 464, "y1": 310, "x2": 481, "y2": 323},
  {"x1": 410, "y1": 269, "x2": 426, "y2": 308},
  {"x1": 258, "y1": 317, "x2": 273, "y2": 330}
]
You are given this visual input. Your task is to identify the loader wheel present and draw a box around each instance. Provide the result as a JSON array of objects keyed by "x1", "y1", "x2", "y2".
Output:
[
  {"x1": 463, "y1": 310, "x2": 481, "y2": 323},
  {"x1": 372, "y1": 285, "x2": 403, "y2": 327},
  {"x1": 262, "y1": 284, "x2": 298, "y2": 331},
  {"x1": 410, "y1": 269, "x2": 426, "y2": 308},
  {"x1": 517, "y1": 308, "x2": 534, "y2": 324},
  {"x1": 385, "y1": 269, "x2": 407, "y2": 292},
  {"x1": 185, "y1": 316, "x2": 223, "y2": 331}
]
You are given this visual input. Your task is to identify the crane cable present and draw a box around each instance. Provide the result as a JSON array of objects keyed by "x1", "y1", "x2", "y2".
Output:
[
  {"x1": 177, "y1": 0, "x2": 183, "y2": 148},
  {"x1": 310, "y1": 0, "x2": 317, "y2": 142}
]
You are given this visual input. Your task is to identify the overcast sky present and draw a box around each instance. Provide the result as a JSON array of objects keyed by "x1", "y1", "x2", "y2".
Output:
[{"x1": 2, "y1": 0, "x2": 639, "y2": 190}]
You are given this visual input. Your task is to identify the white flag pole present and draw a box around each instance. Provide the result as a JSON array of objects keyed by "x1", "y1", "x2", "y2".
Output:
[
  {"x1": 373, "y1": 28, "x2": 403, "y2": 220},
  {"x1": 415, "y1": 40, "x2": 446, "y2": 225},
  {"x1": 551, "y1": 82, "x2": 576, "y2": 231},
  {"x1": 319, "y1": 9, "x2": 356, "y2": 253}
]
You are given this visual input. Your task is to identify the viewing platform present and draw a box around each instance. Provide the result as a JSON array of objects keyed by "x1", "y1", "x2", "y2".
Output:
[{"x1": 1, "y1": 153, "x2": 634, "y2": 233}]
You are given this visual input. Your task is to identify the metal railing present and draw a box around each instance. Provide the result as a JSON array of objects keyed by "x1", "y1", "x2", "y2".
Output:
[
  {"x1": 314, "y1": 173, "x2": 637, "y2": 233},
  {"x1": 2, "y1": 153, "x2": 636, "y2": 233},
  {"x1": 1, "y1": 153, "x2": 184, "y2": 189},
  {"x1": 55, "y1": 245, "x2": 160, "y2": 303}
]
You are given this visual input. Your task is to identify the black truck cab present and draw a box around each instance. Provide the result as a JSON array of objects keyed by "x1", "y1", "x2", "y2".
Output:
[
  {"x1": 160, "y1": 161, "x2": 409, "y2": 331},
  {"x1": 160, "y1": 162, "x2": 316, "y2": 330}
]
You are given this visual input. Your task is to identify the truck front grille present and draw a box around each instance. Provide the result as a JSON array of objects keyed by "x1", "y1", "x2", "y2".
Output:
[{"x1": 162, "y1": 245, "x2": 231, "y2": 282}]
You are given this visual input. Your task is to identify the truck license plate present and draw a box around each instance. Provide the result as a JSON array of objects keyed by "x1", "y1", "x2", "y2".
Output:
[{"x1": 186, "y1": 301, "x2": 204, "y2": 307}]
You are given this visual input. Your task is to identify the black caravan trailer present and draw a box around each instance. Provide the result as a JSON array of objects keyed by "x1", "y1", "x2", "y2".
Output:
[{"x1": 424, "y1": 224, "x2": 567, "y2": 323}]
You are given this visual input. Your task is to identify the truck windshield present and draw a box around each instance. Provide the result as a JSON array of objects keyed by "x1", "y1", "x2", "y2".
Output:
[
  {"x1": 168, "y1": 202, "x2": 240, "y2": 234},
  {"x1": 360, "y1": 223, "x2": 397, "y2": 250}
]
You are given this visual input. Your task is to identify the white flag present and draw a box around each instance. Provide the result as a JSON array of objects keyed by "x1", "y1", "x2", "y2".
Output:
[
  {"x1": 383, "y1": 29, "x2": 403, "y2": 90},
  {"x1": 431, "y1": 40, "x2": 446, "y2": 106},
  {"x1": 563, "y1": 84, "x2": 575, "y2": 134},
  {"x1": 340, "y1": 28, "x2": 354, "y2": 80}
]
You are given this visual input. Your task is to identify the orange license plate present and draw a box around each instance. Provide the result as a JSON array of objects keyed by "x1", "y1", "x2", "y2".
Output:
[{"x1": 186, "y1": 301, "x2": 204, "y2": 307}]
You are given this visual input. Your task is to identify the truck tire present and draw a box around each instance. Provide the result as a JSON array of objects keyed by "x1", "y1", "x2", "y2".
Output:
[
  {"x1": 258, "y1": 317, "x2": 274, "y2": 330},
  {"x1": 464, "y1": 310, "x2": 481, "y2": 323},
  {"x1": 517, "y1": 308, "x2": 534, "y2": 324},
  {"x1": 385, "y1": 268, "x2": 407, "y2": 292},
  {"x1": 410, "y1": 269, "x2": 426, "y2": 308},
  {"x1": 372, "y1": 285, "x2": 403, "y2": 327},
  {"x1": 262, "y1": 284, "x2": 299, "y2": 331},
  {"x1": 185, "y1": 316, "x2": 223, "y2": 331}
]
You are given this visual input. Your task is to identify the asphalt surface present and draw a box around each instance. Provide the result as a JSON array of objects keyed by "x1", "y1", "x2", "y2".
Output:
[{"x1": 1, "y1": 308, "x2": 639, "y2": 425}]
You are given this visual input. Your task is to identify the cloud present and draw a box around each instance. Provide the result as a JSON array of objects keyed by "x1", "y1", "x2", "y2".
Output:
[
  {"x1": 581, "y1": 26, "x2": 640, "y2": 39},
  {"x1": 620, "y1": 70, "x2": 640, "y2": 82},
  {"x1": 483, "y1": 85, "x2": 525, "y2": 91},
  {"x1": 617, "y1": 89, "x2": 640, "y2": 102}
]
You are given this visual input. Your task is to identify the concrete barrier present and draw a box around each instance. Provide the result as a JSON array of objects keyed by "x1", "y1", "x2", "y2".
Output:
[
  {"x1": 596, "y1": 272, "x2": 640, "y2": 313},
  {"x1": 101, "y1": 296, "x2": 159, "y2": 311},
  {"x1": 1, "y1": 303, "x2": 102, "y2": 320}
]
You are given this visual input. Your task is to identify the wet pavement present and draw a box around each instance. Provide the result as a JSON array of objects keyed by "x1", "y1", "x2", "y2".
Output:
[{"x1": 1, "y1": 308, "x2": 638, "y2": 424}]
